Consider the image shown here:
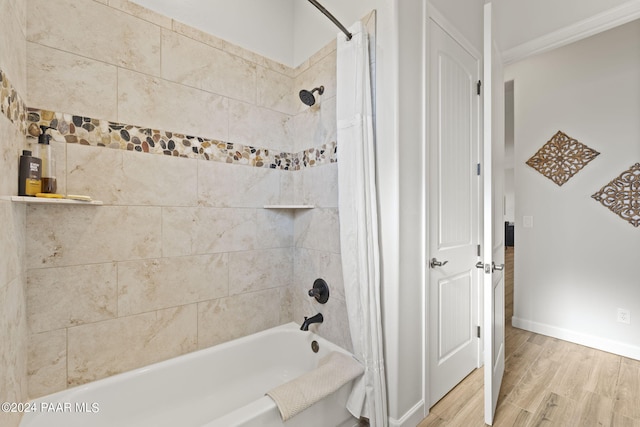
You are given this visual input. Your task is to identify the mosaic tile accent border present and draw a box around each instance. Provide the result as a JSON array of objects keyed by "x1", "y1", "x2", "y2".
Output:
[
  {"x1": 0, "y1": 64, "x2": 336, "y2": 171},
  {"x1": 591, "y1": 163, "x2": 640, "y2": 227},
  {"x1": 526, "y1": 130, "x2": 600, "y2": 186},
  {"x1": 0, "y1": 68, "x2": 27, "y2": 134},
  {"x1": 26, "y1": 108, "x2": 336, "y2": 171}
]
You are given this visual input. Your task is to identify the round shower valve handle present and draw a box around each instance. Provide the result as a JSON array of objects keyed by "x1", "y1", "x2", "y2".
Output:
[{"x1": 308, "y1": 278, "x2": 330, "y2": 304}]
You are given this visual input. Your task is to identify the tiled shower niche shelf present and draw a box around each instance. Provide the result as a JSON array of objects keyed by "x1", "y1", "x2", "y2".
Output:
[
  {"x1": 10, "y1": 196, "x2": 103, "y2": 205},
  {"x1": 263, "y1": 205, "x2": 315, "y2": 209}
]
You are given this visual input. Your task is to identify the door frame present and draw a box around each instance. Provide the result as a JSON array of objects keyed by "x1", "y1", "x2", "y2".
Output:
[{"x1": 424, "y1": 3, "x2": 484, "y2": 411}]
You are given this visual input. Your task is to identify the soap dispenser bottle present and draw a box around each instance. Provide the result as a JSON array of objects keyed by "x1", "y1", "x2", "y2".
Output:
[
  {"x1": 37, "y1": 125, "x2": 57, "y2": 193},
  {"x1": 18, "y1": 150, "x2": 42, "y2": 196}
]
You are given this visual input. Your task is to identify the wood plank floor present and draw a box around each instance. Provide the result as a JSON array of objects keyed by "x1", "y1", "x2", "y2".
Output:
[{"x1": 418, "y1": 247, "x2": 640, "y2": 427}]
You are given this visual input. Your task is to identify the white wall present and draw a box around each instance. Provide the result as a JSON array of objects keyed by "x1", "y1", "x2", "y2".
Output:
[
  {"x1": 392, "y1": 1, "x2": 426, "y2": 423},
  {"x1": 506, "y1": 19, "x2": 640, "y2": 358}
]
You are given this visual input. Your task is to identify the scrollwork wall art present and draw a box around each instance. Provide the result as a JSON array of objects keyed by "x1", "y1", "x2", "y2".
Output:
[
  {"x1": 526, "y1": 131, "x2": 600, "y2": 186},
  {"x1": 591, "y1": 163, "x2": 640, "y2": 227}
]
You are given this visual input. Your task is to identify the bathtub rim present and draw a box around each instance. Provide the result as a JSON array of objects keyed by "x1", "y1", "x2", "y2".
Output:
[{"x1": 26, "y1": 322, "x2": 351, "y2": 403}]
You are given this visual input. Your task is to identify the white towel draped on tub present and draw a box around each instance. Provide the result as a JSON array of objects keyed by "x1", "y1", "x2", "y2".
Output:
[{"x1": 266, "y1": 352, "x2": 364, "y2": 421}]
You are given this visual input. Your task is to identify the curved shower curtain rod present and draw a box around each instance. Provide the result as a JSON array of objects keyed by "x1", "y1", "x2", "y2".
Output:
[{"x1": 307, "y1": 0, "x2": 353, "y2": 41}]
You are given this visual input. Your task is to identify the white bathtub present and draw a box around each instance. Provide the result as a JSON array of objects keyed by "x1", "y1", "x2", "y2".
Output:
[{"x1": 20, "y1": 323, "x2": 360, "y2": 427}]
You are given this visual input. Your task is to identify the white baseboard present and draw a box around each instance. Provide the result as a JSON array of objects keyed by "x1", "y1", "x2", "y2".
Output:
[
  {"x1": 388, "y1": 400, "x2": 425, "y2": 427},
  {"x1": 512, "y1": 316, "x2": 640, "y2": 360}
]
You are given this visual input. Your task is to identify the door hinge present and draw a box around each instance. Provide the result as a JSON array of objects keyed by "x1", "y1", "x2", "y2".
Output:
[
  {"x1": 477, "y1": 163, "x2": 481, "y2": 176},
  {"x1": 477, "y1": 326, "x2": 481, "y2": 338},
  {"x1": 477, "y1": 244, "x2": 481, "y2": 257},
  {"x1": 477, "y1": 80, "x2": 482, "y2": 95}
]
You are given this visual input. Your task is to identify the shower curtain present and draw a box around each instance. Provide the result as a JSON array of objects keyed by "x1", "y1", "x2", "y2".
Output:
[{"x1": 337, "y1": 21, "x2": 388, "y2": 426}]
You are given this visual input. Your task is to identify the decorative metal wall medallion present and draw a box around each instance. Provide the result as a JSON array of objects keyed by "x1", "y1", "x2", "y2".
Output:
[
  {"x1": 591, "y1": 163, "x2": 640, "y2": 227},
  {"x1": 526, "y1": 131, "x2": 600, "y2": 186}
]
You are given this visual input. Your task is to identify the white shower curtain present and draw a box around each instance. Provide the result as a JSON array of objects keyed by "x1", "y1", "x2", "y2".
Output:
[{"x1": 337, "y1": 21, "x2": 388, "y2": 426}]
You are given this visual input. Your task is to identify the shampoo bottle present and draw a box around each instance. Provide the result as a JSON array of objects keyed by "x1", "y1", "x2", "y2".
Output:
[
  {"x1": 18, "y1": 150, "x2": 42, "y2": 196},
  {"x1": 37, "y1": 125, "x2": 57, "y2": 193}
]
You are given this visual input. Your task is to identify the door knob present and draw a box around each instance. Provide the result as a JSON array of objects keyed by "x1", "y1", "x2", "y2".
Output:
[
  {"x1": 477, "y1": 261, "x2": 491, "y2": 273},
  {"x1": 492, "y1": 262, "x2": 505, "y2": 271},
  {"x1": 430, "y1": 258, "x2": 448, "y2": 268}
]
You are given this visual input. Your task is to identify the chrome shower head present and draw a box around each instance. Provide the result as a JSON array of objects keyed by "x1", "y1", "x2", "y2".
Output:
[{"x1": 299, "y1": 86, "x2": 324, "y2": 106}]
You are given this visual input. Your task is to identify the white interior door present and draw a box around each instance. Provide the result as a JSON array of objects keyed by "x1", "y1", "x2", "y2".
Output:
[
  {"x1": 482, "y1": 2, "x2": 506, "y2": 425},
  {"x1": 428, "y1": 20, "x2": 481, "y2": 407}
]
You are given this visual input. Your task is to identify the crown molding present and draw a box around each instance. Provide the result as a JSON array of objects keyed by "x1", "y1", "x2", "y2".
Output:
[{"x1": 503, "y1": 0, "x2": 640, "y2": 64}]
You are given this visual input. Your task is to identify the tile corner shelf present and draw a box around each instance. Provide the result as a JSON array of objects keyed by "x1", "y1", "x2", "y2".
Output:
[
  {"x1": 10, "y1": 196, "x2": 104, "y2": 206},
  {"x1": 263, "y1": 205, "x2": 315, "y2": 209}
]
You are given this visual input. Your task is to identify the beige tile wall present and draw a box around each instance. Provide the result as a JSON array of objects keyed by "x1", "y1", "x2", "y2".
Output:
[
  {"x1": 28, "y1": 0, "x2": 161, "y2": 75},
  {"x1": 0, "y1": 0, "x2": 26, "y2": 96},
  {"x1": 116, "y1": 68, "x2": 230, "y2": 139},
  {"x1": 0, "y1": 0, "x2": 28, "y2": 425},
  {"x1": 0, "y1": 204, "x2": 27, "y2": 427},
  {"x1": 161, "y1": 29, "x2": 257, "y2": 104},
  {"x1": 67, "y1": 305, "x2": 198, "y2": 387},
  {"x1": 23, "y1": 0, "x2": 349, "y2": 399},
  {"x1": 27, "y1": 42, "x2": 119, "y2": 121},
  {"x1": 292, "y1": 164, "x2": 351, "y2": 352}
]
